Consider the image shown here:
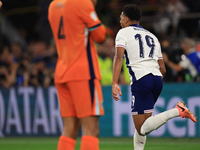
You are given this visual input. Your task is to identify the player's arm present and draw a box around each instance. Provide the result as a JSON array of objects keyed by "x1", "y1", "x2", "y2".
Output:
[
  {"x1": 79, "y1": 0, "x2": 106, "y2": 43},
  {"x1": 158, "y1": 59, "x2": 166, "y2": 77},
  {"x1": 112, "y1": 47, "x2": 124, "y2": 101},
  {"x1": 156, "y1": 41, "x2": 166, "y2": 77},
  {"x1": 89, "y1": 24, "x2": 106, "y2": 44}
]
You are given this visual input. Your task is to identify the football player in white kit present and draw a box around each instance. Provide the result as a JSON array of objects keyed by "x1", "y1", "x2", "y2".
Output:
[{"x1": 112, "y1": 4, "x2": 197, "y2": 150}]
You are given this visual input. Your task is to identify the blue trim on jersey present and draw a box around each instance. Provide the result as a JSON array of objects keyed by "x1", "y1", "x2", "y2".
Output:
[
  {"x1": 86, "y1": 34, "x2": 96, "y2": 106},
  {"x1": 124, "y1": 50, "x2": 136, "y2": 83},
  {"x1": 89, "y1": 23, "x2": 101, "y2": 31},
  {"x1": 129, "y1": 24, "x2": 143, "y2": 28},
  {"x1": 187, "y1": 52, "x2": 200, "y2": 73},
  {"x1": 86, "y1": 34, "x2": 95, "y2": 79},
  {"x1": 124, "y1": 50, "x2": 129, "y2": 65},
  {"x1": 89, "y1": 79, "x2": 95, "y2": 106}
]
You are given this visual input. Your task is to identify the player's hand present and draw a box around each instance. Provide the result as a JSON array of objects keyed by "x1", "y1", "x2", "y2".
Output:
[
  {"x1": 112, "y1": 84, "x2": 122, "y2": 101},
  {"x1": 0, "y1": 1, "x2": 2, "y2": 8}
]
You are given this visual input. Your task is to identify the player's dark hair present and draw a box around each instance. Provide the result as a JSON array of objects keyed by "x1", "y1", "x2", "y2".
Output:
[{"x1": 123, "y1": 4, "x2": 142, "y2": 21}]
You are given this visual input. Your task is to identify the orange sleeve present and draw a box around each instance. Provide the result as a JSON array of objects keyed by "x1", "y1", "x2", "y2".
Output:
[
  {"x1": 77, "y1": 0, "x2": 106, "y2": 43},
  {"x1": 78, "y1": 0, "x2": 101, "y2": 28},
  {"x1": 90, "y1": 25, "x2": 106, "y2": 44}
]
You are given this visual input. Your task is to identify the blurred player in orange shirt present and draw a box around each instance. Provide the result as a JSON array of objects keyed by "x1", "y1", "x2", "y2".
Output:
[{"x1": 48, "y1": 0, "x2": 106, "y2": 150}]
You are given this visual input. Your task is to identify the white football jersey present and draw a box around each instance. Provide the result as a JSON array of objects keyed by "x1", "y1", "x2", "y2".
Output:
[{"x1": 115, "y1": 24, "x2": 163, "y2": 85}]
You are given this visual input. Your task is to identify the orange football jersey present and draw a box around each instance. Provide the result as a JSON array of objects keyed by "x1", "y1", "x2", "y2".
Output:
[{"x1": 48, "y1": 0, "x2": 106, "y2": 83}]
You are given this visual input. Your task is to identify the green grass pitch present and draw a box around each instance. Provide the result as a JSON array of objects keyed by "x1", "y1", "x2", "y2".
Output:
[{"x1": 0, "y1": 137, "x2": 199, "y2": 150}]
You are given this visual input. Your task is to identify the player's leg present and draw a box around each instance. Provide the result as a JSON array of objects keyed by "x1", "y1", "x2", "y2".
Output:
[
  {"x1": 131, "y1": 74, "x2": 158, "y2": 135},
  {"x1": 132, "y1": 114, "x2": 149, "y2": 150},
  {"x1": 62, "y1": 117, "x2": 80, "y2": 139},
  {"x1": 70, "y1": 79, "x2": 104, "y2": 150},
  {"x1": 56, "y1": 83, "x2": 80, "y2": 150},
  {"x1": 57, "y1": 117, "x2": 80, "y2": 150},
  {"x1": 134, "y1": 129, "x2": 146, "y2": 150},
  {"x1": 131, "y1": 74, "x2": 157, "y2": 149},
  {"x1": 132, "y1": 113, "x2": 152, "y2": 135},
  {"x1": 139, "y1": 76, "x2": 196, "y2": 136},
  {"x1": 140, "y1": 108, "x2": 179, "y2": 135},
  {"x1": 80, "y1": 116, "x2": 99, "y2": 137},
  {"x1": 140, "y1": 102, "x2": 197, "y2": 135},
  {"x1": 139, "y1": 75, "x2": 179, "y2": 135},
  {"x1": 132, "y1": 113, "x2": 150, "y2": 150},
  {"x1": 80, "y1": 116, "x2": 100, "y2": 150}
]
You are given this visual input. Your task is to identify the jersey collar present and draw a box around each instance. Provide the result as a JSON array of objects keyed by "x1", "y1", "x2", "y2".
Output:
[{"x1": 129, "y1": 24, "x2": 143, "y2": 28}]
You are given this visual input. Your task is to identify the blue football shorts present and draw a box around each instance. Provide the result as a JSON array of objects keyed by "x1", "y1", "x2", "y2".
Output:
[{"x1": 131, "y1": 73, "x2": 163, "y2": 115}]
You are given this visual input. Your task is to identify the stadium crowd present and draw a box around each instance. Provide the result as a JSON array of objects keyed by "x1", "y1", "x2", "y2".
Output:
[
  {"x1": 0, "y1": 0, "x2": 200, "y2": 88},
  {"x1": 0, "y1": 40, "x2": 56, "y2": 87}
]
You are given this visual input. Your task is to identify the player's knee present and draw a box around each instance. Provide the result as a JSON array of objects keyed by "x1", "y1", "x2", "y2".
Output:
[
  {"x1": 62, "y1": 124, "x2": 79, "y2": 138},
  {"x1": 90, "y1": 127, "x2": 99, "y2": 137},
  {"x1": 83, "y1": 125, "x2": 99, "y2": 137},
  {"x1": 140, "y1": 125, "x2": 152, "y2": 136},
  {"x1": 135, "y1": 127, "x2": 145, "y2": 136},
  {"x1": 137, "y1": 130, "x2": 145, "y2": 136},
  {"x1": 139, "y1": 132, "x2": 146, "y2": 136},
  {"x1": 90, "y1": 128, "x2": 99, "y2": 137}
]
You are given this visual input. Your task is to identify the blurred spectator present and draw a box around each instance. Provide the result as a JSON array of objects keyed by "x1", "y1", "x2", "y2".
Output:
[
  {"x1": 0, "y1": 39, "x2": 57, "y2": 88},
  {"x1": 97, "y1": 37, "x2": 114, "y2": 85},
  {"x1": 36, "y1": 0, "x2": 52, "y2": 41},
  {"x1": 97, "y1": 37, "x2": 130, "y2": 85},
  {"x1": 163, "y1": 37, "x2": 200, "y2": 82},
  {"x1": 0, "y1": 45, "x2": 18, "y2": 87},
  {"x1": 160, "y1": 39, "x2": 176, "y2": 82},
  {"x1": 196, "y1": 42, "x2": 200, "y2": 52},
  {"x1": 166, "y1": 0, "x2": 188, "y2": 36},
  {"x1": 11, "y1": 42, "x2": 23, "y2": 61},
  {"x1": 28, "y1": 40, "x2": 56, "y2": 87},
  {"x1": 0, "y1": 45, "x2": 13, "y2": 66},
  {"x1": 154, "y1": 0, "x2": 188, "y2": 39},
  {"x1": 41, "y1": 43, "x2": 57, "y2": 88},
  {"x1": 31, "y1": 40, "x2": 47, "y2": 62},
  {"x1": 180, "y1": 0, "x2": 200, "y2": 37}
]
